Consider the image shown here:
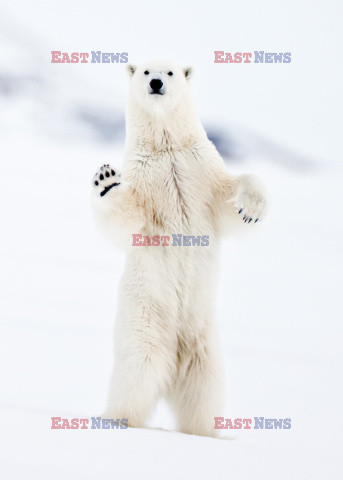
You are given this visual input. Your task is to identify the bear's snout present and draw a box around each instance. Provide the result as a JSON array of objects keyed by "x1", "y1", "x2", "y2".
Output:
[{"x1": 149, "y1": 78, "x2": 163, "y2": 94}]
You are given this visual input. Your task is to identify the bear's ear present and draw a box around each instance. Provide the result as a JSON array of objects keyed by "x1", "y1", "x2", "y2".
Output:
[
  {"x1": 183, "y1": 67, "x2": 193, "y2": 81},
  {"x1": 127, "y1": 64, "x2": 137, "y2": 77}
]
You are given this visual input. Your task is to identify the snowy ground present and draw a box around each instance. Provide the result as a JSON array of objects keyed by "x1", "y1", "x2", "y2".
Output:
[{"x1": 1, "y1": 0, "x2": 342, "y2": 478}]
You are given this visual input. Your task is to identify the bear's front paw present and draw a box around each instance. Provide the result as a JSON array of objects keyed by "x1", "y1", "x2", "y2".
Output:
[
  {"x1": 93, "y1": 164, "x2": 121, "y2": 197},
  {"x1": 234, "y1": 182, "x2": 266, "y2": 224}
]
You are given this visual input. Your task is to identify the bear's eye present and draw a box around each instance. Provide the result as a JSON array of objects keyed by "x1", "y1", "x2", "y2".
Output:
[
  {"x1": 167, "y1": 71, "x2": 173, "y2": 76},
  {"x1": 144, "y1": 70, "x2": 149, "y2": 75}
]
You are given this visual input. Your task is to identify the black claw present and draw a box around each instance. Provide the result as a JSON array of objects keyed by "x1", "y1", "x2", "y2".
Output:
[
  {"x1": 94, "y1": 180, "x2": 99, "y2": 186},
  {"x1": 255, "y1": 218, "x2": 259, "y2": 223},
  {"x1": 248, "y1": 218, "x2": 252, "y2": 223},
  {"x1": 238, "y1": 208, "x2": 243, "y2": 214},
  {"x1": 105, "y1": 171, "x2": 110, "y2": 177},
  {"x1": 100, "y1": 173, "x2": 104, "y2": 180}
]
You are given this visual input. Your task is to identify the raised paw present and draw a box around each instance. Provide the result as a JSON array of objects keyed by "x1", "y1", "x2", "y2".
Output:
[
  {"x1": 234, "y1": 182, "x2": 266, "y2": 224},
  {"x1": 93, "y1": 164, "x2": 121, "y2": 197}
]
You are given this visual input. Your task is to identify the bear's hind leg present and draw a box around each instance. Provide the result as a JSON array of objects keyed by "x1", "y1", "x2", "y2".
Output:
[
  {"x1": 170, "y1": 334, "x2": 225, "y2": 437},
  {"x1": 104, "y1": 309, "x2": 177, "y2": 428}
]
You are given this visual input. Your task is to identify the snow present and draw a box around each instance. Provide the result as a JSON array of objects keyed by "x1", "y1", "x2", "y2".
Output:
[{"x1": 1, "y1": 1, "x2": 342, "y2": 478}]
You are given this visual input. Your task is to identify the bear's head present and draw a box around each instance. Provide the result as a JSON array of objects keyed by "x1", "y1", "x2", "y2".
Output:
[{"x1": 126, "y1": 61, "x2": 193, "y2": 116}]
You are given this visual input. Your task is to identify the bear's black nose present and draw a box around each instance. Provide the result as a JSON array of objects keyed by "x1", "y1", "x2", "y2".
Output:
[{"x1": 150, "y1": 79, "x2": 163, "y2": 93}]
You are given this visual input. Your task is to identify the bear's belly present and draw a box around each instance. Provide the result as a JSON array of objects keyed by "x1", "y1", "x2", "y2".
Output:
[{"x1": 123, "y1": 238, "x2": 218, "y2": 327}]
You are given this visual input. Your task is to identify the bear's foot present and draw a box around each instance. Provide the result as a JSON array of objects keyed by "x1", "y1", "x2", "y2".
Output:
[
  {"x1": 234, "y1": 181, "x2": 266, "y2": 224},
  {"x1": 93, "y1": 164, "x2": 121, "y2": 197}
]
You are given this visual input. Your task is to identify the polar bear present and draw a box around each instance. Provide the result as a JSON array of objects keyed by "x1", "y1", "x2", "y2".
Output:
[{"x1": 91, "y1": 61, "x2": 266, "y2": 437}]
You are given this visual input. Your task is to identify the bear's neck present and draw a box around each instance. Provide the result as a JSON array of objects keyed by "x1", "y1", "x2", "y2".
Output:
[{"x1": 125, "y1": 97, "x2": 207, "y2": 153}]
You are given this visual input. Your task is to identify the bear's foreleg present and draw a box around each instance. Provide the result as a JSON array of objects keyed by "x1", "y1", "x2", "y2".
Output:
[
  {"x1": 230, "y1": 174, "x2": 267, "y2": 224},
  {"x1": 91, "y1": 164, "x2": 144, "y2": 245},
  {"x1": 209, "y1": 159, "x2": 267, "y2": 225}
]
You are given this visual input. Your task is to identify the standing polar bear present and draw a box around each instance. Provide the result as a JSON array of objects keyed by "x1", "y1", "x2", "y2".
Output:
[{"x1": 92, "y1": 61, "x2": 266, "y2": 437}]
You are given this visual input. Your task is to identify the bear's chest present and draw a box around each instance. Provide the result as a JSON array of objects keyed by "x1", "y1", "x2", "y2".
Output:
[{"x1": 128, "y1": 148, "x2": 212, "y2": 229}]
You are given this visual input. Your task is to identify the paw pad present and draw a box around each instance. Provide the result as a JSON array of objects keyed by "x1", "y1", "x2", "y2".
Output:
[{"x1": 93, "y1": 164, "x2": 121, "y2": 197}]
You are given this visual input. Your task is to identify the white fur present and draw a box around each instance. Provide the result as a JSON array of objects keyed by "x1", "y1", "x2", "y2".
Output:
[{"x1": 91, "y1": 61, "x2": 267, "y2": 437}]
